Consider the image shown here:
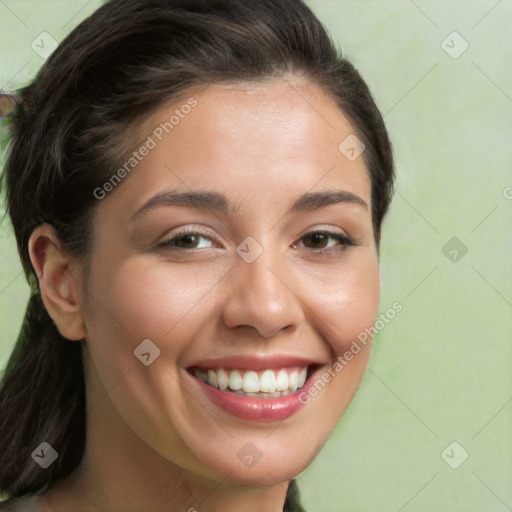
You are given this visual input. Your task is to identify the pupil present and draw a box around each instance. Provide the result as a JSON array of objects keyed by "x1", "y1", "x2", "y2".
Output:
[
  {"x1": 311, "y1": 233, "x2": 326, "y2": 247},
  {"x1": 181, "y1": 234, "x2": 196, "y2": 246}
]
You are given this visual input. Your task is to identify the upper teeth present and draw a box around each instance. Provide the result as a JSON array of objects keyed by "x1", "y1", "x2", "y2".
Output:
[{"x1": 194, "y1": 367, "x2": 308, "y2": 394}]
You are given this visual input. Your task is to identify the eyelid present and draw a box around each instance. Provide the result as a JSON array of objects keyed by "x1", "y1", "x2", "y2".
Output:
[
  {"x1": 155, "y1": 225, "x2": 219, "y2": 249},
  {"x1": 296, "y1": 229, "x2": 357, "y2": 253},
  {"x1": 298, "y1": 224, "x2": 350, "y2": 239},
  {"x1": 156, "y1": 224, "x2": 358, "y2": 253},
  {"x1": 166, "y1": 224, "x2": 217, "y2": 238}
]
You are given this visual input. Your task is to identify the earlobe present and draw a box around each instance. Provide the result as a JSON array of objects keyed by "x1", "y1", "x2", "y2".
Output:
[{"x1": 27, "y1": 224, "x2": 87, "y2": 341}]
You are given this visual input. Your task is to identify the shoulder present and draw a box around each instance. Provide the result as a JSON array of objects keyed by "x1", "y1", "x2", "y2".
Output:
[{"x1": 0, "y1": 496, "x2": 39, "y2": 512}]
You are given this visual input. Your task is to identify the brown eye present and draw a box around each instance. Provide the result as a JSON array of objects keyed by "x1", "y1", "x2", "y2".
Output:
[
  {"x1": 298, "y1": 230, "x2": 356, "y2": 254},
  {"x1": 171, "y1": 234, "x2": 202, "y2": 249},
  {"x1": 157, "y1": 230, "x2": 215, "y2": 250},
  {"x1": 304, "y1": 232, "x2": 330, "y2": 249}
]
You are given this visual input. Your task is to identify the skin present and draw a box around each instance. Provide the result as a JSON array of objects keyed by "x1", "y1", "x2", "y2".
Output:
[{"x1": 26, "y1": 76, "x2": 380, "y2": 512}]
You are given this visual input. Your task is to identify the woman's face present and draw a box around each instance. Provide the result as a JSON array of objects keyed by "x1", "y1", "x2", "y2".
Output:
[{"x1": 79, "y1": 77, "x2": 379, "y2": 487}]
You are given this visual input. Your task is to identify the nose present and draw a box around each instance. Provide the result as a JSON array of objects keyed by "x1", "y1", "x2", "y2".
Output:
[{"x1": 221, "y1": 245, "x2": 305, "y2": 339}]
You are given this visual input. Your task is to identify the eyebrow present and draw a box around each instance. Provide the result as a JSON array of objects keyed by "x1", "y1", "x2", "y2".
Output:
[{"x1": 129, "y1": 188, "x2": 368, "y2": 223}]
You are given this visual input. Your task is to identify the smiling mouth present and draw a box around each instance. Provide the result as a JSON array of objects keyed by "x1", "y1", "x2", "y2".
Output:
[{"x1": 187, "y1": 364, "x2": 320, "y2": 398}]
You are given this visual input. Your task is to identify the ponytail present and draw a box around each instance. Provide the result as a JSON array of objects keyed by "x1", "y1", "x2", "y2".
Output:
[
  {"x1": 0, "y1": 290, "x2": 86, "y2": 498},
  {"x1": 284, "y1": 478, "x2": 307, "y2": 512}
]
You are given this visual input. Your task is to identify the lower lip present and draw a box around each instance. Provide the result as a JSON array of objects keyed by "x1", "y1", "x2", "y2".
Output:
[{"x1": 188, "y1": 369, "x2": 318, "y2": 422}]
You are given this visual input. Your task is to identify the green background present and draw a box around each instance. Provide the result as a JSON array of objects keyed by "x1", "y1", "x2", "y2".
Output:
[{"x1": 1, "y1": 1, "x2": 511, "y2": 510}]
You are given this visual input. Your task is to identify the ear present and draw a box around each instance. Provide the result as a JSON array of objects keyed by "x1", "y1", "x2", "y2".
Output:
[{"x1": 28, "y1": 223, "x2": 87, "y2": 341}]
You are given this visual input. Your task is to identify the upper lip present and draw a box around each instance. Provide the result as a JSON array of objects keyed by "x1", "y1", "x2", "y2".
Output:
[{"x1": 187, "y1": 354, "x2": 325, "y2": 371}]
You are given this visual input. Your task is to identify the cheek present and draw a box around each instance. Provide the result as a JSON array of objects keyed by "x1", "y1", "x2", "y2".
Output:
[
  {"x1": 85, "y1": 258, "x2": 220, "y2": 345},
  {"x1": 80, "y1": 258, "x2": 229, "y2": 466},
  {"x1": 281, "y1": 254, "x2": 379, "y2": 461},
  {"x1": 305, "y1": 253, "x2": 380, "y2": 354},
  {"x1": 81, "y1": 259, "x2": 192, "y2": 392},
  {"x1": 81, "y1": 256, "x2": 237, "y2": 398}
]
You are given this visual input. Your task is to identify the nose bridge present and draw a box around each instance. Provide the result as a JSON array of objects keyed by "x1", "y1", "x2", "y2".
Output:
[
  {"x1": 221, "y1": 239, "x2": 303, "y2": 338},
  {"x1": 244, "y1": 246, "x2": 285, "y2": 307}
]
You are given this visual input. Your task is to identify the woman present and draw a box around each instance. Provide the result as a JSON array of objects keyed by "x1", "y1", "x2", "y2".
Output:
[{"x1": 0, "y1": 0, "x2": 395, "y2": 510}]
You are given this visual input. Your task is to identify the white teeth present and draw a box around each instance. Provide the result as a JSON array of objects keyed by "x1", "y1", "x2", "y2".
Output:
[
  {"x1": 288, "y1": 371, "x2": 298, "y2": 391},
  {"x1": 242, "y1": 371, "x2": 260, "y2": 393},
  {"x1": 259, "y1": 370, "x2": 276, "y2": 392},
  {"x1": 276, "y1": 369, "x2": 289, "y2": 391},
  {"x1": 228, "y1": 370, "x2": 243, "y2": 391},
  {"x1": 217, "y1": 368, "x2": 228, "y2": 390},
  {"x1": 207, "y1": 369, "x2": 217, "y2": 389},
  {"x1": 194, "y1": 366, "x2": 310, "y2": 397}
]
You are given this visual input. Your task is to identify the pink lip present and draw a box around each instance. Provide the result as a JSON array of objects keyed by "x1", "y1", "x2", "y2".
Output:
[
  {"x1": 187, "y1": 365, "x2": 322, "y2": 422},
  {"x1": 189, "y1": 353, "x2": 323, "y2": 371}
]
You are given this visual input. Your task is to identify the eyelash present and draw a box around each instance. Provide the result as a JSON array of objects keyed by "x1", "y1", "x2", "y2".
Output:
[{"x1": 155, "y1": 226, "x2": 358, "y2": 255}]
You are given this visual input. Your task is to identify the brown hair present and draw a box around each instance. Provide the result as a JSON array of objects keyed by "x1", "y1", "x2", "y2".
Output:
[{"x1": 0, "y1": 0, "x2": 395, "y2": 508}]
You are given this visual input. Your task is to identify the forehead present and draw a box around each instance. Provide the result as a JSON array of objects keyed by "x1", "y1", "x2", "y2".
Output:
[{"x1": 97, "y1": 77, "x2": 371, "y2": 222}]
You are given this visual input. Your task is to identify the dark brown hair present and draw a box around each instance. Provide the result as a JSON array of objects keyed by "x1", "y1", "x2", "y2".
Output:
[{"x1": 0, "y1": 0, "x2": 395, "y2": 508}]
